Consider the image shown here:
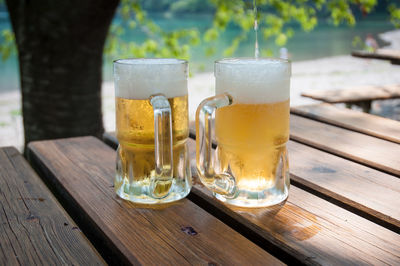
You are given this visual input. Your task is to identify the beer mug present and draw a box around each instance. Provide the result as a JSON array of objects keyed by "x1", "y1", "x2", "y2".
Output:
[
  {"x1": 196, "y1": 58, "x2": 290, "y2": 207},
  {"x1": 114, "y1": 59, "x2": 192, "y2": 204}
]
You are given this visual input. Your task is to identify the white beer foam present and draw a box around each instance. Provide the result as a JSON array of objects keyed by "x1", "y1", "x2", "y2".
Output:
[
  {"x1": 114, "y1": 59, "x2": 188, "y2": 99},
  {"x1": 215, "y1": 58, "x2": 291, "y2": 104}
]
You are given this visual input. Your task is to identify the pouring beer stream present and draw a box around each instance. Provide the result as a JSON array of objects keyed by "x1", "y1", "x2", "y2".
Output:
[{"x1": 254, "y1": 0, "x2": 260, "y2": 59}]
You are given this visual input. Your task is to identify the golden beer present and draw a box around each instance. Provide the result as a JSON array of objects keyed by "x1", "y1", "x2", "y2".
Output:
[
  {"x1": 196, "y1": 58, "x2": 290, "y2": 207},
  {"x1": 215, "y1": 99, "x2": 289, "y2": 191},
  {"x1": 114, "y1": 58, "x2": 191, "y2": 204},
  {"x1": 115, "y1": 95, "x2": 190, "y2": 200}
]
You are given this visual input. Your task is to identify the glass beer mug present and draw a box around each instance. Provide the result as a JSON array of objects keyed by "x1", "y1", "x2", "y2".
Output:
[
  {"x1": 114, "y1": 59, "x2": 192, "y2": 204},
  {"x1": 196, "y1": 58, "x2": 290, "y2": 207}
]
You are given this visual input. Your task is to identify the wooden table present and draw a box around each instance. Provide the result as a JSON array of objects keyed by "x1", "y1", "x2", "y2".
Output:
[
  {"x1": 301, "y1": 84, "x2": 400, "y2": 113},
  {"x1": 21, "y1": 104, "x2": 400, "y2": 265},
  {"x1": 352, "y1": 49, "x2": 400, "y2": 65},
  {"x1": 0, "y1": 147, "x2": 104, "y2": 265}
]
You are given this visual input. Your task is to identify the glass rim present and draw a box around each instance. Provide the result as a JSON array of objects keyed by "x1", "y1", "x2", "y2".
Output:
[
  {"x1": 113, "y1": 58, "x2": 188, "y2": 66},
  {"x1": 215, "y1": 57, "x2": 290, "y2": 65}
]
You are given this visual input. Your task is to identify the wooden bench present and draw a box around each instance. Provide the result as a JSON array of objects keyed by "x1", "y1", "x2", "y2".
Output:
[
  {"x1": 0, "y1": 146, "x2": 104, "y2": 265},
  {"x1": 352, "y1": 49, "x2": 400, "y2": 65},
  {"x1": 301, "y1": 84, "x2": 400, "y2": 112}
]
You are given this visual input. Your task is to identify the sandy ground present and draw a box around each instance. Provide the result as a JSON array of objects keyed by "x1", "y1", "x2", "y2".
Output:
[{"x1": 1, "y1": 29, "x2": 400, "y2": 151}]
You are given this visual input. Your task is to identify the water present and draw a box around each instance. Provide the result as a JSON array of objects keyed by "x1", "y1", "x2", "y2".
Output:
[
  {"x1": 0, "y1": 12, "x2": 395, "y2": 92},
  {"x1": 0, "y1": 12, "x2": 19, "y2": 93}
]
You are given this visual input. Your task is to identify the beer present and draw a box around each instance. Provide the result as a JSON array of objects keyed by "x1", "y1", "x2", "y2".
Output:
[
  {"x1": 115, "y1": 95, "x2": 189, "y2": 198},
  {"x1": 114, "y1": 59, "x2": 191, "y2": 204},
  {"x1": 215, "y1": 99, "x2": 289, "y2": 191},
  {"x1": 196, "y1": 58, "x2": 290, "y2": 207}
]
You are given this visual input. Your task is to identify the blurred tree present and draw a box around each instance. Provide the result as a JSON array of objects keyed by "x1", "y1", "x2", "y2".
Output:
[
  {"x1": 5, "y1": 0, "x2": 119, "y2": 149},
  {"x1": 1, "y1": 0, "x2": 399, "y2": 149}
]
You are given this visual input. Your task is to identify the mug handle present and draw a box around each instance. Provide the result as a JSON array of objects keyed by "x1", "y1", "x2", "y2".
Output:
[
  {"x1": 195, "y1": 93, "x2": 237, "y2": 198},
  {"x1": 149, "y1": 94, "x2": 173, "y2": 199}
]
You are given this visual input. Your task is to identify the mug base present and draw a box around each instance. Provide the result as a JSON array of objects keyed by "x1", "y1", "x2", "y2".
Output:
[
  {"x1": 115, "y1": 186, "x2": 190, "y2": 204},
  {"x1": 214, "y1": 187, "x2": 289, "y2": 208}
]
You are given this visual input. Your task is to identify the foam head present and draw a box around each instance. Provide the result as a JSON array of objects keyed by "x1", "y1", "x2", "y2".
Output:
[
  {"x1": 215, "y1": 58, "x2": 291, "y2": 104},
  {"x1": 114, "y1": 58, "x2": 188, "y2": 99}
]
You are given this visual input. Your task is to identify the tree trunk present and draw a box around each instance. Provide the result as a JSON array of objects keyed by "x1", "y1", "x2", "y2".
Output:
[{"x1": 5, "y1": 0, "x2": 119, "y2": 149}]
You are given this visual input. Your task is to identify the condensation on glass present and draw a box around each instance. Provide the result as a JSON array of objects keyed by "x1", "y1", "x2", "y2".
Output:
[
  {"x1": 114, "y1": 58, "x2": 191, "y2": 204},
  {"x1": 196, "y1": 58, "x2": 291, "y2": 207}
]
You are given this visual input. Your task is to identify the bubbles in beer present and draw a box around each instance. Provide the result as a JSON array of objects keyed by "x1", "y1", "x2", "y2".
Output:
[
  {"x1": 214, "y1": 100, "x2": 290, "y2": 206},
  {"x1": 115, "y1": 95, "x2": 190, "y2": 203}
]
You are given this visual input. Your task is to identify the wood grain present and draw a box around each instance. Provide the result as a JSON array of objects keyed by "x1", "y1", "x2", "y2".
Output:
[
  {"x1": 151, "y1": 125, "x2": 400, "y2": 231},
  {"x1": 103, "y1": 133, "x2": 400, "y2": 264},
  {"x1": 27, "y1": 137, "x2": 282, "y2": 265},
  {"x1": 288, "y1": 140, "x2": 400, "y2": 232},
  {"x1": 191, "y1": 117, "x2": 400, "y2": 177},
  {"x1": 301, "y1": 84, "x2": 400, "y2": 103},
  {"x1": 185, "y1": 139, "x2": 400, "y2": 265},
  {"x1": 0, "y1": 147, "x2": 104, "y2": 265},
  {"x1": 291, "y1": 103, "x2": 400, "y2": 144},
  {"x1": 184, "y1": 136, "x2": 400, "y2": 231},
  {"x1": 290, "y1": 114, "x2": 400, "y2": 177}
]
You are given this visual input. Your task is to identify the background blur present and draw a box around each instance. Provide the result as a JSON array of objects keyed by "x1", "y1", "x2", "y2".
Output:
[
  {"x1": 1, "y1": 0, "x2": 399, "y2": 150},
  {"x1": 0, "y1": 1, "x2": 396, "y2": 92}
]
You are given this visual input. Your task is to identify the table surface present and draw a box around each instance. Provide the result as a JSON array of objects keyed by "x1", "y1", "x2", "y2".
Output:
[
  {"x1": 0, "y1": 147, "x2": 104, "y2": 265},
  {"x1": 23, "y1": 104, "x2": 400, "y2": 265}
]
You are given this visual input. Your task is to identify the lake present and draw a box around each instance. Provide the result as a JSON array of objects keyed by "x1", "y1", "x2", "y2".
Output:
[{"x1": 0, "y1": 12, "x2": 395, "y2": 92}]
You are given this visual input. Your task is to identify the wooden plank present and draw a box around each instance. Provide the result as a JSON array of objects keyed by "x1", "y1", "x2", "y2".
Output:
[
  {"x1": 290, "y1": 114, "x2": 400, "y2": 177},
  {"x1": 190, "y1": 118, "x2": 400, "y2": 177},
  {"x1": 187, "y1": 120, "x2": 400, "y2": 231},
  {"x1": 187, "y1": 125, "x2": 400, "y2": 231},
  {"x1": 184, "y1": 136, "x2": 400, "y2": 232},
  {"x1": 288, "y1": 140, "x2": 400, "y2": 232},
  {"x1": 185, "y1": 139, "x2": 400, "y2": 265},
  {"x1": 352, "y1": 49, "x2": 400, "y2": 64},
  {"x1": 103, "y1": 133, "x2": 400, "y2": 264},
  {"x1": 291, "y1": 103, "x2": 400, "y2": 144},
  {"x1": 0, "y1": 147, "x2": 104, "y2": 265},
  {"x1": 301, "y1": 84, "x2": 400, "y2": 103},
  {"x1": 148, "y1": 125, "x2": 400, "y2": 231},
  {"x1": 27, "y1": 137, "x2": 282, "y2": 265}
]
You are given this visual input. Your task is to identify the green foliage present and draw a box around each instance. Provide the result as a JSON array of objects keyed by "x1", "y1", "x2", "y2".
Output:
[
  {"x1": 0, "y1": 29, "x2": 16, "y2": 60},
  {"x1": 9, "y1": 109, "x2": 21, "y2": 116},
  {"x1": 1, "y1": 0, "x2": 399, "y2": 62},
  {"x1": 201, "y1": 0, "x2": 382, "y2": 57},
  {"x1": 204, "y1": 0, "x2": 383, "y2": 56},
  {"x1": 389, "y1": 4, "x2": 400, "y2": 28},
  {"x1": 223, "y1": 33, "x2": 247, "y2": 56},
  {"x1": 104, "y1": 0, "x2": 200, "y2": 60},
  {"x1": 352, "y1": 36, "x2": 363, "y2": 49}
]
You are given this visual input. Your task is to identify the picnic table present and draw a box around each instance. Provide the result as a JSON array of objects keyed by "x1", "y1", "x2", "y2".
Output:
[
  {"x1": 301, "y1": 84, "x2": 400, "y2": 113},
  {"x1": 1, "y1": 103, "x2": 400, "y2": 264},
  {"x1": 352, "y1": 49, "x2": 400, "y2": 65}
]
